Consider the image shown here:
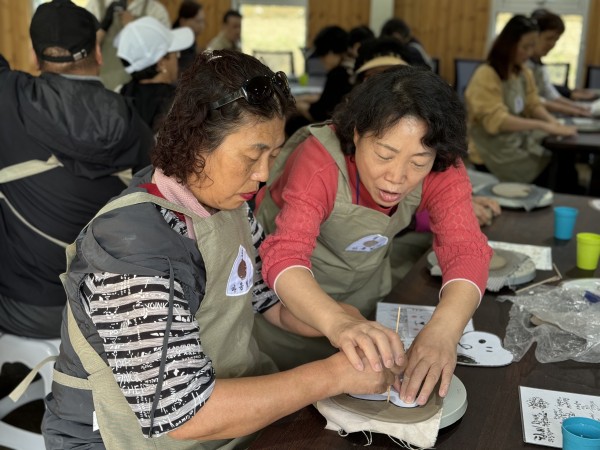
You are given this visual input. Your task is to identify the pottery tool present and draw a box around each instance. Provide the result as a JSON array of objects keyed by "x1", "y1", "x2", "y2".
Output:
[{"x1": 387, "y1": 305, "x2": 401, "y2": 403}]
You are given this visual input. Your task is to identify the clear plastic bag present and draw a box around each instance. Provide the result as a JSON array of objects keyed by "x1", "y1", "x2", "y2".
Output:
[{"x1": 498, "y1": 285, "x2": 600, "y2": 363}]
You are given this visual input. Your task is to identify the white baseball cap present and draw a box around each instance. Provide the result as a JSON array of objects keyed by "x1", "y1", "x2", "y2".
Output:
[{"x1": 116, "y1": 16, "x2": 195, "y2": 74}]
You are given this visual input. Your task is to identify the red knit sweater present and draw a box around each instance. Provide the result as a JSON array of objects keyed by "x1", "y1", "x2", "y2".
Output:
[{"x1": 257, "y1": 134, "x2": 492, "y2": 297}]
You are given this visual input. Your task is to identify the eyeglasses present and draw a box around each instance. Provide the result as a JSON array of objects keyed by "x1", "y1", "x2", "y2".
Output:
[{"x1": 210, "y1": 71, "x2": 293, "y2": 110}]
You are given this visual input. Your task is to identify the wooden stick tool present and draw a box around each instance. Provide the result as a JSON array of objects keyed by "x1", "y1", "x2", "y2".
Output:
[{"x1": 387, "y1": 305, "x2": 401, "y2": 403}]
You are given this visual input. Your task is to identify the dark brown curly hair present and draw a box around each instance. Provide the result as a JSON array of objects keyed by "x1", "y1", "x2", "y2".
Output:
[
  {"x1": 332, "y1": 64, "x2": 467, "y2": 172},
  {"x1": 152, "y1": 50, "x2": 295, "y2": 182}
]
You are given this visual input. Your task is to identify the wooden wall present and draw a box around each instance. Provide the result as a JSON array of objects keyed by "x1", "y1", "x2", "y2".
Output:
[
  {"x1": 394, "y1": 0, "x2": 490, "y2": 84},
  {"x1": 0, "y1": 0, "x2": 35, "y2": 72},
  {"x1": 306, "y1": 0, "x2": 371, "y2": 45},
  {"x1": 2, "y1": 0, "x2": 600, "y2": 83},
  {"x1": 586, "y1": 0, "x2": 600, "y2": 67}
]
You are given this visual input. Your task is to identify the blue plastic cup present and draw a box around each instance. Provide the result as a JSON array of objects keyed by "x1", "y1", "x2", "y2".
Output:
[
  {"x1": 562, "y1": 417, "x2": 600, "y2": 450},
  {"x1": 554, "y1": 206, "x2": 579, "y2": 240}
]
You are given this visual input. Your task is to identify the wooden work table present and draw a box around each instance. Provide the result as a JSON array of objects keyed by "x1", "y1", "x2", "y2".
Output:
[{"x1": 250, "y1": 193, "x2": 600, "y2": 450}]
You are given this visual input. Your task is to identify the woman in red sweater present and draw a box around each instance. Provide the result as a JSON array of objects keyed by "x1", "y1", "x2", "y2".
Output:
[{"x1": 255, "y1": 65, "x2": 492, "y2": 406}]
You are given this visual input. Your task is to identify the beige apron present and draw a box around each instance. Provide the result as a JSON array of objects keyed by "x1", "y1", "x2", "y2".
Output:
[
  {"x1": 470, "y1": 73, "x2": 550, "y2": 183},
  {"x1": 254, "y1": 124, "x2": 422, "y2": 370},
  {"x1": 0, "y1": 155, "x2": 130, "y2": 248},
  {"x1": 54, "y1": 192, "x2": 276, "y2": 449}
]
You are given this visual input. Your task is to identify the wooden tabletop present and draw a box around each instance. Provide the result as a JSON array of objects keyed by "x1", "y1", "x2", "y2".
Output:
[{"x1": 250, "y1": 193, "x2": 600, "y2": 450}]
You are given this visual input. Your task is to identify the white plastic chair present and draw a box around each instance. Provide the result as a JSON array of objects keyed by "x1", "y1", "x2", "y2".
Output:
[{"x1": 0, "y1": 333, "x2": 60, "y2": 450}]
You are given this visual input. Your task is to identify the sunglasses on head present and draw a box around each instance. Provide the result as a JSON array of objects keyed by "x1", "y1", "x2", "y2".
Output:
[{"x1": 210, "y1": 71, "x2": 293, "y2": 110}]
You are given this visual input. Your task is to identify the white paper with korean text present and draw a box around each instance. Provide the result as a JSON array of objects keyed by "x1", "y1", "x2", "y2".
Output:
[
  {"x1": 376, "y1": 302, "x2": 474, "y2": 349},
  {"x1": 519, "y1": 386, "x2": 600, "y2": 448}
]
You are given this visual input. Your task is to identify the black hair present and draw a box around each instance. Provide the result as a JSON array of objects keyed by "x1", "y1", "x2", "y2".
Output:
[
  {"x1": 153, "y1": 50, "x2": 295, "y2": 182},
  {"x1": 349, "y1": 25, "x2": 375, "y2": 47},
  {"x1": 531, "y1": 9, "x2": 565, "y2": 34},
  {"x1": 223, "y1": 9, "x2": 242, "y2": 23},
  {"x1": 173, "y1": 0, "x2": 203, "y2": 28},
  {"x1": 312, "y1": 25, "x2": 349, "y2": 57},
  {"x1": 119, "y1": 58, "x2": 160, "y2": 81},
  {"x1": 332, "y1": 65, "x2": 467, "y2": 172},
  {"x1": 380, "y1": 18, "x2": 411, "y2": 41},
  {"x1": 487, "y1": 14, "x2": 539, "y2": 80}
]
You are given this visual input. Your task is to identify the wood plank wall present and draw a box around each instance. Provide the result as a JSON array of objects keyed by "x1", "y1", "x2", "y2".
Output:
[
  {"x1": 2, "y1": 0, "x2": 600, "y2": 83},
  {"x1": 394, "y1": 0, "x2": 490, "y2": 84},
  {"x1": 0, "y1": 0, "x2": 35, "y2": 72},
  {"x1": 306, "y1": 0, "x2": 371, "y2": 45}
]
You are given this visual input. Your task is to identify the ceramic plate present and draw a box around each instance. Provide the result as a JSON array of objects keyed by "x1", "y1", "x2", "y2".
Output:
[
  {"x1": 491, "y1": 182, "x2": 532, "y2": 198},
  {"x1": 487, "y1": 186, "x2": 553, "y2": 209}
]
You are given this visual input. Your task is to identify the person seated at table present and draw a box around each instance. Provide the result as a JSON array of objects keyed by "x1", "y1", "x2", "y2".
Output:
[
  {"x1": 380, "y1": 18, "x2": 434, "y2": 70},
  {"x1": 527, "y1": 9, "x2": 591, "y2": 118},
  {"x1": 286, "y1": 25, "x2": 353, "y2": 136},
  {"x1": 42, "y1": 50, "x2": 401, "y2": 449},
  {"x1": 465, "y1": 15, "x2": 578, "y2": 189},
  {"x1": 254, "y1": 65, "x2": 493, "y2": 406},
  {"x1": 172, "y1": 0, "x2": 205, "y2": 75},
  {"x1": 206, "y1": 9, "x2": 242, "y2": 51},
  {"x1": 0, "y1": 0, "x2": 153, "y2": 339},
  {"x1": 117, "y1": 17, "x2": 194, "y2": 131},
  {"x1": 348, "y1": 25, "x2": 375, "y2": 60}
]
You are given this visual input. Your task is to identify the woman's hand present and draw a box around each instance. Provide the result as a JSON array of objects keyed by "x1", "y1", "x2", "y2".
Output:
[
  {"x1": 398, "y1": 320, "x2": 459, "y2": 405},
  {"x1": 329, "y1": 350, "x2": 398, "y2": 396},
  {"x1": 472, "y1": 196, "x2": 501, "y2": 227},
  {"x1": 327, "y1": 311, "x2": 406, "y2": 373},
  {"x1": 543, "y1": 122, "x2": 577, "y2": 136},
  {"x1": 397, "y1": 280, "x2": 481, "y2": 405}
]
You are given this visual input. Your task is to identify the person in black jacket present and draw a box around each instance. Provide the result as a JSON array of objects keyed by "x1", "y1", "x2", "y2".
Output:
[
  {"x1": 286, "y1": 25, "x2": 353, "y2": 136},
  {"x1": 117, "y1": 16, "x2": 194, "y2": 131},
  {"x1": 0, "y1": 0, "x2": 153, "y2": 338},
  {"x1": 380, "y1": 18, "x2": 435, "y2": 70}
]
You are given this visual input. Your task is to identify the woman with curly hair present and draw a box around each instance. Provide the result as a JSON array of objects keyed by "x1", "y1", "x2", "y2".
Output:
[
  {"x1": 255, "y1": 64, "x2": 493, "y2": 407},
  {"x1": 43, "y1": 50, "x2": 399, "y2": 449}
]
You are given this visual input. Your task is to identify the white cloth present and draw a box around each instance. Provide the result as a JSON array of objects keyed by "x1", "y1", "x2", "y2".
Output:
[{"x1": 315, "y1": 398, "x2": 442, "y2": 449}]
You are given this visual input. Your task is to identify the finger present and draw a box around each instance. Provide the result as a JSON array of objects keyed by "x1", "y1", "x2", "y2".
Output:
[
  {"x1": 438, "y1": 364, "x2": 455, "y2": 398},
  {"x1": 372, "y1": 326, "x2": 405, "y2": 368},
  {"x1": 388, "y1": 331, "x2": 406, "y2": 367},
  {"x1": 354, "y1": 333, "x2": 383, "y2": 372},
  {"x1": 338, "y1": 342, "x2": 364, "y2": 371},
  {"x1": 415, "y1": 366, "x2": 442, "y2": 405},
  {"x1": 369, "y1": 329, "x2": 396, "y2": 369},
  {"x1": 392, "y1": 374, "x2": 403, "y2": 392},
  {"x1": 402, "y1": 361, "x2": 431, "y2": 404}
]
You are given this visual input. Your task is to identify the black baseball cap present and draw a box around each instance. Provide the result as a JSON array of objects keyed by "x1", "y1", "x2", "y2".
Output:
[{"x1": 30, "y1": 0, "x2": 99, "y2": 63}]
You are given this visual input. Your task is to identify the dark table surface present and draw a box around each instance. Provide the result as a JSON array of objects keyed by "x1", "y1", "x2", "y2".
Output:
[
  {"x1": 544, "y1": 131, "x2": 600, "y2": 195},
  {"x1": 250, "y1": 193, "x2": 600, "y2": 450}
]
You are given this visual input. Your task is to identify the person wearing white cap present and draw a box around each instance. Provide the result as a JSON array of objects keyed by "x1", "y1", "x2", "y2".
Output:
[{"x1": 117, "y1": 16, "x2": 194, "y2": 131}]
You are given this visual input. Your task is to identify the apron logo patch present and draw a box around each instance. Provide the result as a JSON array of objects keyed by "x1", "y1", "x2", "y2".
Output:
[
  {"x1": 226, "y1": 245, "x2": 254, "y2": 296},
  {"x1": 345, "y1": 234, "x2": 389, "y2": 252},
  {"x1": 513, "y1": 96, "x2": 524, "y2": 114}
]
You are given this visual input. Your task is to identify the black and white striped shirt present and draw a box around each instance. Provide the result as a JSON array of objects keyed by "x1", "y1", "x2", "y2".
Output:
[{"x1": 81, "y1": 206, "x2": 279, "y2": 437}]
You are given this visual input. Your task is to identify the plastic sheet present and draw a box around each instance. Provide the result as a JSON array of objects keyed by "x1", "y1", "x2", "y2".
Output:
[{"x1": 497, "y1": 285, "x2": 600, "y2": 363}]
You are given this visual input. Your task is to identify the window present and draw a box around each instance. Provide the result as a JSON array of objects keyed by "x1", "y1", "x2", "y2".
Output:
[
  {"x1": 237, "y1": 0, "x2": 307, "y2": 79},
  {"x1": 489, "y1": 0, "x2": 591, "y2": 88}
]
